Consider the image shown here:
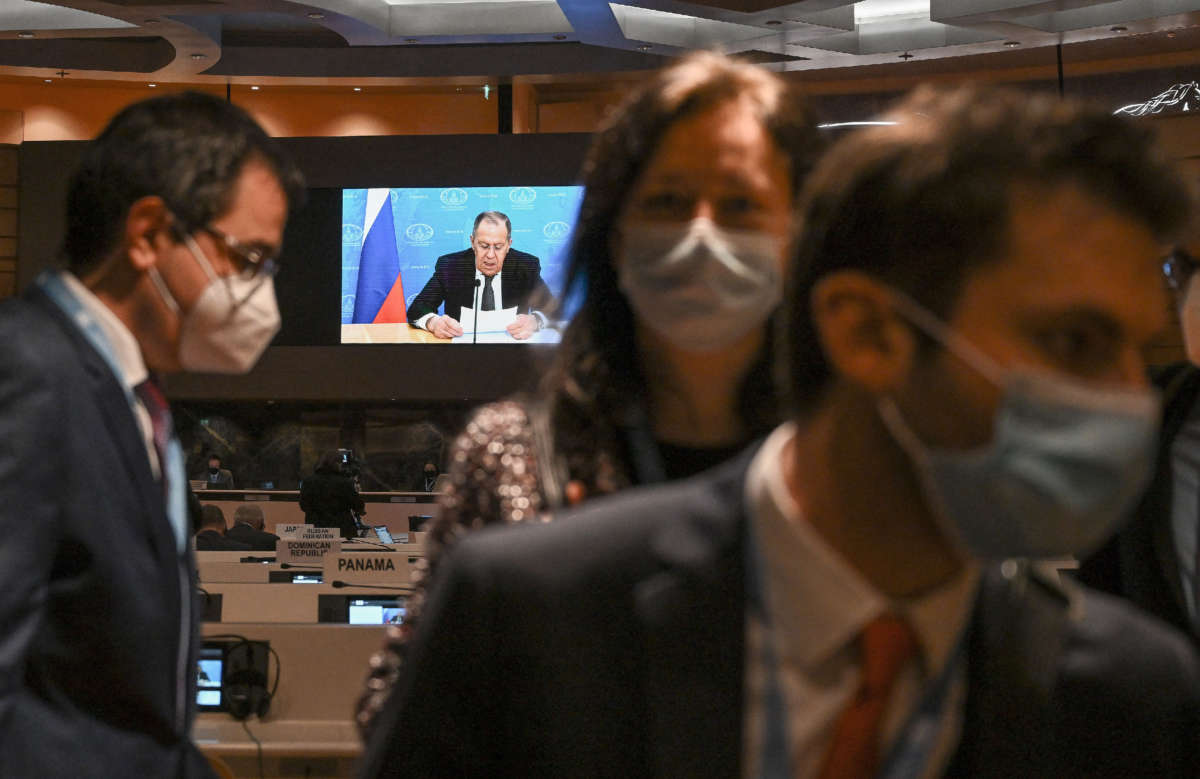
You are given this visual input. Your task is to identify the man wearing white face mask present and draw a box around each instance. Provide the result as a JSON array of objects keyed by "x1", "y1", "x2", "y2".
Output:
[
  {"x1": 361, "y1": 86, "x2": 1199, "y2": 779},
  {"x1": 0, "y1": 92, "x2": 303, "y2": 777},
  {"x1": 1080, "y1": 238, "x2": 1200, "y2": 646}
]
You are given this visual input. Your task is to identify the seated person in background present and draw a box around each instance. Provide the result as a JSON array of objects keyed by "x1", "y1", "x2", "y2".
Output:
[
  {"x1": 195, "y1": 453, "x2": 234, "y2": 489},
  {"x1": 360, "y1": 85, "x2": 1200, "y2": 778},
  {"x1": 224, "y1": 504, "x2": 279, "y2": 551},
  {"x1": 421, "y1": 462, "x2": 439, "y2": 492},
  {"x1": 406, "y1": 211, "x2": 551, "y2": 340},
  {"x1": 300, "y1": 450, "x2": 366, "y2": 540},
  {"x1": 194, "y1": 505, "x2": 250, "y2": 551}
]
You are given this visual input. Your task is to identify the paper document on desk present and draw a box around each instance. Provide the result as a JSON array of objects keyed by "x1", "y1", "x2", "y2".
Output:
[{"x1": 456, "y1": 306, "x2": 517, "y2": 334}]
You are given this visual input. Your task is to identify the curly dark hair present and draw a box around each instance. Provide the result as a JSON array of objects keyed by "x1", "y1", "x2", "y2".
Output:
[
  {"x1": 783, "y1": 83, "x2": 1194, "y2": 415},
  {"x1": 541, "y1": 51, "x2": 822, "y2": 496}
]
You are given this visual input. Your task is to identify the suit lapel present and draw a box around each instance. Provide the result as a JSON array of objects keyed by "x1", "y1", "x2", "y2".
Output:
[
  {"x1": 948, "y1": 565, "x2": 1070, "y2": 777},
  {"x1": 633, "y1": 470, "x2": 747, "y2": 778},
  {"x1": 29, "y1": 288, "x2": 177, "y2": 566}
]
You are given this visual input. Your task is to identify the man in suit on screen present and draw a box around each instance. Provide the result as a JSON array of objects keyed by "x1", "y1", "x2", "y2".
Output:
[
  {"x1": 0, "y1": 92, "x2": 303, "y2": 777},
  {"x1": 407, "y1": 210, "x2": 552, "y2": 340},
  {"x1": 361, "y1": 86, "x2": 1200, "y2": 778}
]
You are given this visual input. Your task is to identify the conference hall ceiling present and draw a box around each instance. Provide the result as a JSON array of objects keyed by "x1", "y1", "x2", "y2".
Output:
[{"x1": 0, "y1": 1, "x2": 1197, "y2": 83}]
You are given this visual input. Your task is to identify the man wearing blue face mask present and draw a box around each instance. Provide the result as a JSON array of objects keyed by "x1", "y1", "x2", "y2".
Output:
[
  {"x1": 360, "y1": 86, "x2": 1199, "y2": 779},
  {"x1": 0, "y1": 93, "x2": 303, "y2": 777}
]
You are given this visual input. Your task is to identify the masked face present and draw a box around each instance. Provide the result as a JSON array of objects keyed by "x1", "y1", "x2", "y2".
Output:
[
  {"x1": 617, "y1": 218, "x2": 783, "y2": 351},
  {"x1": 149, "y1": 232, "x2": 281, "y2": 374},
  {"x1": 614, "y1": 98, "x2": 793, "y2": 354},
  {"x1": 878, "y1": 290, "x2": 1159, "y2": 560}
]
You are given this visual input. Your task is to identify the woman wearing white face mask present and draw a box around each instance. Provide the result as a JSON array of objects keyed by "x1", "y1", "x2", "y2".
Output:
[{"x1": 355, "y1": 51, "x2": 822, "y2": 737}]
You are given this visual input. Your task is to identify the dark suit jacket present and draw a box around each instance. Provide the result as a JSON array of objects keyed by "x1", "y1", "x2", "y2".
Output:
[
  {"x1": 406, "y1": 248, "x2": 551, "y2": 325},
  {"x1": 360, "y1": 451, "x2": 1200, "y2": 779},
  {"x1": 1079, "y1": 362, "x2": 1200, "y2": 643},
  {"x1": 0, "y1": 284, "x2": 213, "y2": 777},
  {"x1": 195, "y1": 468, "x2": 234, "y2": 489},
  {"x1": 195, "y1": 529, "x2": 252, "y2": 551},
  {"x1": 225, "y1": 521, "x2": 280, "y2": 551},
  {"x1": 300, "y1": 471, "x2": 365, "y2": 539}
]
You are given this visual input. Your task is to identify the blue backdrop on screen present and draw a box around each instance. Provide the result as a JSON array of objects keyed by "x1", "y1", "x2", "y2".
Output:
[{"x1": 341, "y1": 186, "x2": 585, "y2": 326}]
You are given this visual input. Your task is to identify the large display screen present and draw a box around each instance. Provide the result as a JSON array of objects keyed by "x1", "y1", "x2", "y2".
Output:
[{"x1": 341, "y1": 186, "x2": 584, "y2": 344}]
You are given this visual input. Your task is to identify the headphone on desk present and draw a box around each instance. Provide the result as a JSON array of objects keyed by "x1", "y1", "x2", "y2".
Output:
[{"x1": 212, "y1": 636, "x2": 277, "y2": 721}]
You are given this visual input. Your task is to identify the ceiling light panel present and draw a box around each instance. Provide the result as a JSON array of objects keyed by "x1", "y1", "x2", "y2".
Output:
[
  {"x1": 387, "y1": 0, "x2": 572, "y2": 36},
  {"x1": 0, "y1": 0, "x2": 134, "y2": 32},
  {"x1": 609, "y1": 3, "x2": 768, "y2": 49}
]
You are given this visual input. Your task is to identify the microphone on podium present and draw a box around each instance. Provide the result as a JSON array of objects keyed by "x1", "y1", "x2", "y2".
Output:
[
  {"x1": 472, "y1": 277, "x2": 481, "y2": 345},
  {"x1": 331, "y1": 580, "x2": 411, "y2": 591}
]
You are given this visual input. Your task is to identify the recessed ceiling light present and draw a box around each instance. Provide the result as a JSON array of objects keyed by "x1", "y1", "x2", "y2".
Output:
[
  {"x1": 405, "y1": 38, "x2": 418, "y2": 44},
  {"x1": 17, "y1": 32, "x2": 34, "y2": 39},
  {"x1": 191, "y1": 52, "x2": 206, "y2": 60},
  {"x1": 148, "y1": 83, "x2": 157, "y2": 88},
  {"x1": 353, "y1": 87, "x2": 362, "y2": 92},
  {"x1": 43, "y1": 78, "x2": 51, "y2": 83},
  {"x1": 307, "y1": 12, "x2": 325, "y2": 20},
  {"x1": 250, "y1": 85, "x2": 260, "y2": 90},
  {"x1": 1110, "y1": 25, "x2": 1127, "y2": 33},
  {"x1": 638, "y1": 44, "x2": 651, "y2": 51},
  {"x1": 1003, "y1": 40, "x2": 1021, "y2": 47},
  {"x1": 144, "y1": 18, "x2": 159, "y2": 25},
  {"x1": 1167, "y1": 30, "x2": 1177, "y2": 38}
]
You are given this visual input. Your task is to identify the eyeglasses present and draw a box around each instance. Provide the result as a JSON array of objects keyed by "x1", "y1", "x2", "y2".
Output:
[
  {"x1": 1162, "y1": 247, "x2": 1198, "y2": 292},
  {"x1": 200, "y1": 225, "x2": 281, "y2": 281}
]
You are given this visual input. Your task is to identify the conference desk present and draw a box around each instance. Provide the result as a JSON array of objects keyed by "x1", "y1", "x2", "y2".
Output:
[
  {"x1": 193, "y1": 490, "x2": 439, "y2": 536},
  {"x1": 340, "y1": 322, "x2": 562, "y2": 344}
]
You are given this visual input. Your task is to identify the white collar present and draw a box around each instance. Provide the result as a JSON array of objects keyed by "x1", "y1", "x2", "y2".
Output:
[
  {"x1": 60, "y1": 271, "x2": 149, "y2": 391},
  {"x1": 746, "y1": 423, "x2": 979, "y2": 673}
]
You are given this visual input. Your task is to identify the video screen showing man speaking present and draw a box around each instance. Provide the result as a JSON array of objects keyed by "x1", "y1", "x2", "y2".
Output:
[{"x1": 341, "y1": 186, "x2": 582, "y2": 344}]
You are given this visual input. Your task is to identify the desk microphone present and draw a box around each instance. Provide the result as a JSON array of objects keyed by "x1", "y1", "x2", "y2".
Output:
[
  {"x1": 345, "y1": 537, "x2": 396, "y2": 552},
  {"x1": 331, "y1": 580, "x2": 412, "y2": 591},
  {"x1": 239, "y1": 556, "x2": 276, "y2": 564},
  {"x1": 279, "y1": 563, "x2": 322, "y2": 569},
  {"x1": 472, "y1": 277, "x2": 481, "y2": 345}
]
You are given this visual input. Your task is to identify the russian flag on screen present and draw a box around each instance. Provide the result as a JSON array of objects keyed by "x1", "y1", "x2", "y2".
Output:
[{"x1": 352, "y1": 189, "x2": 407, "y2": 324}]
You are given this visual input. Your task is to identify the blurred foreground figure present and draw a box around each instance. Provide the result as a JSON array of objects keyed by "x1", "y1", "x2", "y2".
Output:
[
  {"x1": 356, "y1": 51, "x2": 822, "y2": 735},
  {"x1": 360, "y1": 84, "x2": 1200, "y2": 779},
  {"x1": 0, "y1": 92, "x2": 302, "y2": 777}
]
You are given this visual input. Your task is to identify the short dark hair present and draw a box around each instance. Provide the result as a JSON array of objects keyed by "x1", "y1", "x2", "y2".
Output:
[
  {"x1": 543, "y1": 52, "x2": 821, "y2": 488},
  {"x1": 472, "y1": 211, "x2": 511, "y2": 239},
  {"x1": 783, "y1": 84, "x2": 1193, "y2": 413},
  {"x1": 63, "y1": 91, "x2": 305, "y2": 271},
  {"x1": 199, "y1": 504, "x2": 226, "y2": 531}
]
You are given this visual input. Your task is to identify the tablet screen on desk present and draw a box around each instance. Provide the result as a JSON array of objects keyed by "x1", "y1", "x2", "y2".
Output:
[
  {"x1": 348, "y1": 597, "x2": 406, "y2": 626},
  {"x1": 196, "y1": 643, "x2": 226, "y2": 711}
]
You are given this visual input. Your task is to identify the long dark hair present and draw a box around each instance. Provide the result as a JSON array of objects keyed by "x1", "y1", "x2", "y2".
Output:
[{"x1": 542, "y1": 52, "x2": 822, "y2": 495}]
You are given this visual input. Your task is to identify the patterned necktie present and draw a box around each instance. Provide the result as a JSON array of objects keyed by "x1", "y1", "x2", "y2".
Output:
[
  {"x1": 481, "y1": 274, "x2": 495, "y2": 311},
  {"x1": 134, "y1": 377, "x2": 172, "y2": 496},
  {"x1": 817, "y1": 614, "x2": 918, "y2": 779}
]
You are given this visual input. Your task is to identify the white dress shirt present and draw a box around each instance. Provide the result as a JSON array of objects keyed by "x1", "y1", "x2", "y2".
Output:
[
  {"x1": 60, "y1": 271, "x2": 159, "y2": 478},
  {"x1": 417, "y1": 269, "x2": 504, "y2": 331},
  {"x1": 742, "y1": 423, "x2": 979, "y2": 779}
]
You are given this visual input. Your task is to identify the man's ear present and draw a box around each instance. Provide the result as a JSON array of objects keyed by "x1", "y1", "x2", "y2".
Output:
[
  {"x1": 123, "y1": 196, "x2": 173, "y2": 272},
  {"x1": 810, "y1": 270, "x2": 916, "y2": 395}
]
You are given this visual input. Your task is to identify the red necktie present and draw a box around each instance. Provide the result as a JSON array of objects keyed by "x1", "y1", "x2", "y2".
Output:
[
  {"x1": 817, "y1": 614, "x2": 917, "y2": 779},
  {"x1": 134, "y1": 377, "x2": 172, "y2": 496}
]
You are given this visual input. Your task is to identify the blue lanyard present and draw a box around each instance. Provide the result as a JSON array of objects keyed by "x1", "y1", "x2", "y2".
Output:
[
  {"x1": 746, "y1": 512, "x2": 970, "y2": 779},
  {"x1": 745, "y1": 517, "x2": 793, "y2": 779}
]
